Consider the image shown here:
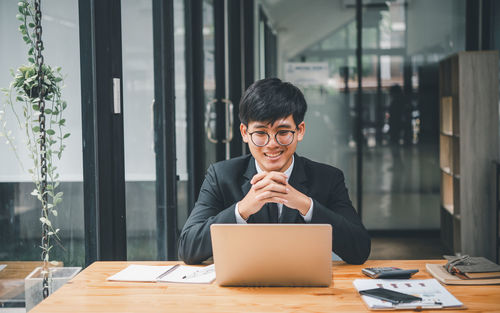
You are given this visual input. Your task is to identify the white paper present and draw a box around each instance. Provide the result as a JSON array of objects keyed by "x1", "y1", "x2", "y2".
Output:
[
  {"x1": 107, "y1": 265, "x2": 175, "y2": 282},
  {"x1": 157, "y1": 264, "x2": 215, "y2": 284},
  {"x1": 353, "y1": 279, "x2": 463, "y2": 309},
  {"x1": 0, "y1": 264, "x2": 6, "y2": 272}
]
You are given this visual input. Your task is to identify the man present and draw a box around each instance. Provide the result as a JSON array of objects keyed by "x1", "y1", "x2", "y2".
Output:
[{"x1": 178, "y1": 78, "x2": 370, "y2": 265}]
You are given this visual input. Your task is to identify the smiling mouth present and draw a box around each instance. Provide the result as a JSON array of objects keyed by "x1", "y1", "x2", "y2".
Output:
[{"x1": 264, "y1": 151, "x2": 283, "y2": 159}]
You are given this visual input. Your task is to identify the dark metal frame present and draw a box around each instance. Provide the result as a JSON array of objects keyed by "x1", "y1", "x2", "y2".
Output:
[
  {"x1": 79, "y1": 0, "x2": 127, "y2": 265},
  {"x1": 153, "y1": 0, "x2": 178, "y2": 260},
  {"x1": 466, "y1": 0, "x2": 494, "y2": 51},
  {"x1": 227, "y1": 0, "x2": 244, "y2": 158},
  {"x1": 184, "y1": 0, "x2": 205, "y2": 210},
  {"x1": 214, "y1": 0, "x2": 227, "y2": 161},
  {"x1": 355, "y1": 0, "x2": 363, "y2": 216}
]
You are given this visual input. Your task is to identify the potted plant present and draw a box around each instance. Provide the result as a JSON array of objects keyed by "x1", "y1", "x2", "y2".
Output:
[{"x1": 0, "y1": 0, "x2": 80, "y2": 310}]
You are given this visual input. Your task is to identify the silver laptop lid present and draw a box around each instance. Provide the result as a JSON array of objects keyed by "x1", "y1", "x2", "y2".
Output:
[{"x1": 210, "y1": 224, "x2": 332, "y2": 287}]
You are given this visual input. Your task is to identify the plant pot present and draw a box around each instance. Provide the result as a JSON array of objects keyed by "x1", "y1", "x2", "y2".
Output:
[{"x1": 24, "y1": 266, "x2": 81, "y2": 312}]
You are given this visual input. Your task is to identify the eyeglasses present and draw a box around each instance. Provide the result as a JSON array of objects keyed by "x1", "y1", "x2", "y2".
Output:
[{"x1": 248, "y1": 129, "x2": 297, "y2": 147}]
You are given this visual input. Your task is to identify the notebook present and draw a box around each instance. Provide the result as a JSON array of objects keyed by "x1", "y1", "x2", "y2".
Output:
[{"x1": 210, "y1": 224, "x2": 332, "y2": 287}]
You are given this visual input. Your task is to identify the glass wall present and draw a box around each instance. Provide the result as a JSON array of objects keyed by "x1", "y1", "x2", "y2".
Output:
[
  {"x1": 268, "y1": 0, "x2": 466, "y2": 230},
  {"x1": 360, "y1": 0, "x2": 465, "y2": 230},
  {"x1": 277, "y1": 1, "x2": 359, "y2": 209},
  {"x1": 121, "y1": 0, "x2": 157, "y2": 260},
  {"x1": 0, "y1": 0, "x2": 84, "y2": 266}
]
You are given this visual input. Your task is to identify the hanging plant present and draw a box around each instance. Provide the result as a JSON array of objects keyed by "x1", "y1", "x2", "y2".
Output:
[{"x1": 0, "y1": 0, "x2": 70, "y2": 298}]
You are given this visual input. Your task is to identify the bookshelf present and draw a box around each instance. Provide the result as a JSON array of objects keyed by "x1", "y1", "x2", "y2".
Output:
[{"x1": 439, "y1": 51, "x2": 499, "y2": 260}]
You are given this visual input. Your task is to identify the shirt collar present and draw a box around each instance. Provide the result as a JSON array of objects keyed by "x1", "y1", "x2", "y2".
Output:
[{"x1": 254, "y1": 155, "x2": 294, "y2": 182}]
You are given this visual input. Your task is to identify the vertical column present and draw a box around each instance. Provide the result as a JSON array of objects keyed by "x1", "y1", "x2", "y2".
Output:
[{"x1": 79, "y1": 0, "x2": 127, "y2": 264}]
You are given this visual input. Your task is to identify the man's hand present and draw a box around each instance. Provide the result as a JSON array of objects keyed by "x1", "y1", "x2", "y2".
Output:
[
  {"x1": 238, "y1": 171, "x2": 312, "y2": 220},
  {"x1": 282, "y1": 183, "x2": 311, "y2": 216},
  {"x1": 237, "y1": 171, "x2": 288, "y2": 220}
]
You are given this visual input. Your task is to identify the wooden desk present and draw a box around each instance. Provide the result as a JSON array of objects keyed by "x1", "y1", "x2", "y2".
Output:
[{"x1": 30, "y1": 260, "x2": 500, "y2": 312}]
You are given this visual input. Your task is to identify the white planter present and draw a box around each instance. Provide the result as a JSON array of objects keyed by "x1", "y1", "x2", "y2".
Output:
[{"x1": 24, "y1": 266, "x2": 81, "y2": 312}]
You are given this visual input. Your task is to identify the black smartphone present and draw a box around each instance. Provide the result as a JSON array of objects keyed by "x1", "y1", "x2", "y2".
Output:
[{"x1": 359, "y1": 288, "x2": 422, "y2": 304}]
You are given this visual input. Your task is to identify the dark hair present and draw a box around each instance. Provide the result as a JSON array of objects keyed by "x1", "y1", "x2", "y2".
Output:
[{"x1": 239, "y1": 78, "x2": 307, "y2": 126}]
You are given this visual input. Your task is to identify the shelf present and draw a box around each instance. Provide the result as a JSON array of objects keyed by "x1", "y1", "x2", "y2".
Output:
[
  {"x1": 439, "y1": 51, "x2": 499, "y2": 258},
  {"x1": 440, "y1": 167, "x2": 460, "y2": 179},
  {"x1": 443, "y1": 204, "x2": 454, "y2": 215},
  {"x1": 441, "y1": 171, "x2": 460, "y2": 215},
  {"x1": 439, "y1": 131, "x2": 459, "y2": 138},
  {"x1": 440, "y1": 134, "x2": 460, "y2": 176},
  {"x1": 441, "y1": 96, "x2": 453, "y2": 134}
]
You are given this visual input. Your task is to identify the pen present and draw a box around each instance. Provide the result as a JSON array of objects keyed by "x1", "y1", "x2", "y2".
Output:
[{"x1": 156, "y1": 264, "x2": 180, "y2": 280}]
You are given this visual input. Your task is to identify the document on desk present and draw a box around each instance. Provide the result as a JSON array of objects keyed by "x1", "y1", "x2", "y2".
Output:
[
  {"x1": 107, "y1": 264, "x2": 215, "y2": 284},
  {"x1": 353, "y1": 279, "x2": 463, "y2": 310},
  {"x1": 0, "y1": 264, "x2": 6, "y2": 272},
  {"x1": 157, "y1": 264, "x2": 215, "y2": 284}
]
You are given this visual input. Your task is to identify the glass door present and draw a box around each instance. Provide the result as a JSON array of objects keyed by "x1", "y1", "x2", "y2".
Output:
[{"x1": 121, "y1": 0, "x2": 158, "y2": 260}]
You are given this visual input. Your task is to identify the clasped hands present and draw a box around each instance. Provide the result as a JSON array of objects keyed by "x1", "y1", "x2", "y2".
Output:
[{"x1": 237, "y1": 171, "x2": 311, "y2": 220}]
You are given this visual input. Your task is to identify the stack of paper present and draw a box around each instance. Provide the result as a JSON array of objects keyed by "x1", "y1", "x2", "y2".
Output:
[
  {"x1": 107, "y1": 264, "x2": 215, "y2": 284},
  {"x1": 353, "y1": 279, "x2": 463, "y2": 310}
]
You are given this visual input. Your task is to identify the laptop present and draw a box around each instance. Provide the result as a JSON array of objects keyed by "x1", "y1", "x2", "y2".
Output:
[{"x1": 210, "y1": 224, "x2": 332, "y2": 287}]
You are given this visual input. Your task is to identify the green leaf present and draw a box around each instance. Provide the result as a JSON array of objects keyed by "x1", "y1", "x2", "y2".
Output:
[
  {"x1": 32, "y1": 126, "x2": 40, "y2": 132},
  {"x1": 16, "y1": 14, "x2": 24, "y2": 21},
  {"x1": 45, "y1": 108, "x2": 52, "y2": 114},
  {"x1": 59, "y1": 119, "x2": 66, "y2": 126},
  {"x1": 22, "y1": 36, "x2": 29, "y2": 43},
  {"x1": 28, "y1": 22, "x2": 35, "y2": 28},
  {"x1": 39, "y1": 217, "x2": 52, "y2": 227},
  {"x1": 63, "y1": 133, "x2": 71, "y2": 139},
  {"x1": 16, "y1": 96, "x2": 23, "y2": 101},
  {"x1": 46, "y1": 129, "x2": 55, "y2": 135},
  {"x1": 28, "y1": 57, "x2": 34, "y2": 63},
  {"x1": 32, "y1": 104, "x2": 39, "y2": 110}
]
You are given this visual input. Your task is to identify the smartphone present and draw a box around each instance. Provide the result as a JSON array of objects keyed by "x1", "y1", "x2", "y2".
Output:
[{"x1": 359, "y1": 287, "x2": 422, "y2": 304}]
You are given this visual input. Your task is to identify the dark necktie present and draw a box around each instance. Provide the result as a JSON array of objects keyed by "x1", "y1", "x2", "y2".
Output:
[{"x1": 268, "y1": 202, "x2": 279, "y2": 223}]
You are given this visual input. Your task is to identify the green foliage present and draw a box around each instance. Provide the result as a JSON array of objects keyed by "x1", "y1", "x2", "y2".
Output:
[{"x1": 0, "y1": 0, "x2": 70, "y2": 269}]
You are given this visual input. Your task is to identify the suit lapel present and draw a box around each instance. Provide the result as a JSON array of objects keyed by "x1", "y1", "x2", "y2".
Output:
[{"x1": 281, "y1": 155, "x2": 309, "y2": 223}]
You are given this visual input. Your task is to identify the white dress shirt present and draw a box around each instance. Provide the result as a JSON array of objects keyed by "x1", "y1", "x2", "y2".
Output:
[{"x1": 235, "y1": 156, "x2": 314, "y2": 223}]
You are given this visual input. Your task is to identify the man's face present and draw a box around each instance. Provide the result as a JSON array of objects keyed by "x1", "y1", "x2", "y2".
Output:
[{"x1": 240, "y1": 115, "x2": 305, "y2": 172}]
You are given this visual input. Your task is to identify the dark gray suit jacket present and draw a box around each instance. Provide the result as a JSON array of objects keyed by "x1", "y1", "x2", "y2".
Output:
[{"x1": 178, "y1": 154, "x2": 371, "y2": 265}]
